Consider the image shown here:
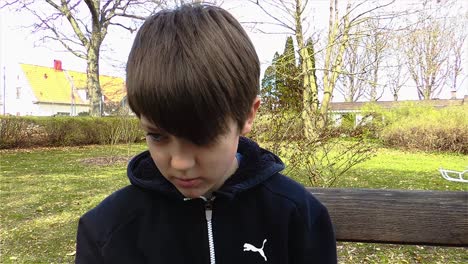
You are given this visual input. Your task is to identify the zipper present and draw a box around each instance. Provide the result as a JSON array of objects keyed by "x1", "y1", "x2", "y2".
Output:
[
  {"x1": 202, "y1": 196, "x2": 216, "y2": 264},
  {"x1": 185, "y1": 196, "x2": 217, "y2": 264}
]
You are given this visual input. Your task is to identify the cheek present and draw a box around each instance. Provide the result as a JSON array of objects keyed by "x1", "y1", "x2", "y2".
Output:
[
  {"x1": 202, "y1": 141, "x2": 238, "y2": 171},
  {"x1": 147, "y1": 143, "x2": 168, "y2": 170}
]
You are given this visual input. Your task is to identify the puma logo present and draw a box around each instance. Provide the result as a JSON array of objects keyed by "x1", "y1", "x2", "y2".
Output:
[{"x1": 243, "y1": 239, "x2": 267, "y2": 261}]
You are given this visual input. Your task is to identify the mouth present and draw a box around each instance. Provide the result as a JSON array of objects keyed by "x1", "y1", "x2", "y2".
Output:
[{"x1": 173, "y1": 177, "x2": 202, "y2": 189}]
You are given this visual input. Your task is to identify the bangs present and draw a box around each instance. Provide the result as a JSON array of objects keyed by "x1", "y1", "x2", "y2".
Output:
[{"x1": 129, "y1": 57, "x2": 232, "y2": 145}]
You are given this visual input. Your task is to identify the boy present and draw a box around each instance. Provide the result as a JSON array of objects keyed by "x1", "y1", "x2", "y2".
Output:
[{"x1": 76, "y1": 4, "x2": 336, "y2": 263}]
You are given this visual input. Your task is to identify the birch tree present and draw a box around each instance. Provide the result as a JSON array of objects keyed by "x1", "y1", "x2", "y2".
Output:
[
  {"x1": 249, "y1": 0, "x2": 395, "y2": 138},
  {"x1": 250, "y1": 0, "x2": 395, "y2": 187}
]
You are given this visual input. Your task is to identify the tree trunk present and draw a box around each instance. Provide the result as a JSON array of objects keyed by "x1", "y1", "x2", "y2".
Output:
[
  {"x1": 87, "y1": 45, "x2": 102, "y2": 116},
  {"x1": 320, "y1": 1, "x2": 351, "y2": 124},
  {"x1": 370, "y1": 50, "x2": 379, "y2": 101},
  {"x1": 295, "y1": 0, "x2": 319, "y2": 140}
]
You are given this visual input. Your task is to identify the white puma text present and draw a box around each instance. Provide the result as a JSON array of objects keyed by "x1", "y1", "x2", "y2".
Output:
[{"x1": 243, "y1": 239, "x2": 267, "y2": 261}]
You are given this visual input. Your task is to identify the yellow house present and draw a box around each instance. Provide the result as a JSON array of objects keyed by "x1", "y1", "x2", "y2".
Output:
[{"x1": 3, "y1": 60, "x2": 126, "y2": 116}]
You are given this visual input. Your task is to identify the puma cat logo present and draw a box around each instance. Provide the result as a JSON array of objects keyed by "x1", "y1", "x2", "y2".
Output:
[{"x1": 243, "y1": 239, "x2": 267, "y2": 261}]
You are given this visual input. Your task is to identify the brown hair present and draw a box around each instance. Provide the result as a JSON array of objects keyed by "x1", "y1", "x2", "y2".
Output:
[{"x1": 126, "y1": 4, "x2": 259, "y2": 145}]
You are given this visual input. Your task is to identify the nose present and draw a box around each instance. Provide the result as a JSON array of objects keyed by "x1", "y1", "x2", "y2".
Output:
[{"x1": 170, "y1": 144, "x2": 196, "y2": 172}]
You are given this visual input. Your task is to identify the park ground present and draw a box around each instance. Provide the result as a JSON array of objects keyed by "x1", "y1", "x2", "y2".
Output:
[{"x1": 0, "y1": 143, "x2": 467, "y2": 263}]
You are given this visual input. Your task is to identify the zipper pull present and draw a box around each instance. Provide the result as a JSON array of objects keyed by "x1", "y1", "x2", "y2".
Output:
[
  {"x1": 204, "y1": 196, "x2": 215, "y2": 221},
  {"x1": 205, "y1": 207, "x2": 212, "y2": 221}
]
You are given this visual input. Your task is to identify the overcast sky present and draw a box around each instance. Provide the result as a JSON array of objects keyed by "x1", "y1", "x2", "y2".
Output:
[{"x1": 0, "y1": 1, "x2": 305, "y2": 77}]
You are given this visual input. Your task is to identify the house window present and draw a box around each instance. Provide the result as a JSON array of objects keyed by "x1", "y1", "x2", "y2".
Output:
[{"x1": 16, "y1": 87, "x2": 21, "y2": 99}]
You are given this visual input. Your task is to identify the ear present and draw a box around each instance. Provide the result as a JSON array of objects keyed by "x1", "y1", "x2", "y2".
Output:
[{"x1": 241, "y1": 97, "x2": 261, "y2": 136}]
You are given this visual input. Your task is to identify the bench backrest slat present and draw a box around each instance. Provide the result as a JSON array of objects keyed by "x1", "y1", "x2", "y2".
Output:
[{"x1": 308, "y1": 188, "x2": 468, "y2": 247}]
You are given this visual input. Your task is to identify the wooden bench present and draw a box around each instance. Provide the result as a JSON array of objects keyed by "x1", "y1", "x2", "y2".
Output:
[{"x1": 308, "y1": 188, "x2": 468, "y2": 247}]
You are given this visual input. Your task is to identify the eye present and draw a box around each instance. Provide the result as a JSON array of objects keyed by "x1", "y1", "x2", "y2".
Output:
[{"x1": 146, "y1": 133, "x2": 166, "y2": 142}]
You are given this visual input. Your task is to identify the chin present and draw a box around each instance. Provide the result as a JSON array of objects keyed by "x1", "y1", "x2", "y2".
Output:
[{"x1": 179, "y1": 189, "x2": 207, "y2": 199}]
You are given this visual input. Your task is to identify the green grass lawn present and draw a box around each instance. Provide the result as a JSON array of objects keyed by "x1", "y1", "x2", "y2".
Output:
[
  {"x1": 1, "y1": 143, "x2": 467, "y2": 263},
  {"x1": 291, "y1": 147, "x2": 468, "y2": 191}
]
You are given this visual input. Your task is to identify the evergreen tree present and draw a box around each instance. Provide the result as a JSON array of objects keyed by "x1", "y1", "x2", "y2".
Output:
[
  {"x1": 261, "y1": 64, "x2": 277, "y2": 111},
  {"x1": 261, "y1": 37, "x2": 303, "y2": 112}
]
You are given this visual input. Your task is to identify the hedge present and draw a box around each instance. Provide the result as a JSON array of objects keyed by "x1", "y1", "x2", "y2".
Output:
[
  {"x1": 3, "y1": 103, "x2": 467, "y2": 154},
  {"x1": 361, "y1": 103, "x2": 468, "y2": 154},
  {"x1": 0, "y1": 116, "x2": 144, "y2": 149},
  {"x1": 252, "y1": 103, "x2": 467, "y2": 154}
]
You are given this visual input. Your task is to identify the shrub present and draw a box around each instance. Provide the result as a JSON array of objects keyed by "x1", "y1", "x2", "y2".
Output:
[
  {"x1": 0, "y1": 116, "x2": 144, "y2": 149},
  {"x1": 250, "y1": 109, "x2": 304, "y2": 143},
  {"x1": 361, "y1": 102, "x2": 468, "y2": 154},
  {"x1": 0, "y1": 117, "x2": 35, "y2": 148},
  {"x1": 36, "y1": 117, "x2": 96, "y2": 145},
  {"x1": 250, "y1": 109, "x2": 375, "y2": 187},
  {"x1": 340, "y1": 113, "x2": 356, "y2": 130}
]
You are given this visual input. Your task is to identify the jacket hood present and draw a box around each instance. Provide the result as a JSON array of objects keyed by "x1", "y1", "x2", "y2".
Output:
[{"x1": 127, "y1": 137, "x2": 285, "y2": 199}]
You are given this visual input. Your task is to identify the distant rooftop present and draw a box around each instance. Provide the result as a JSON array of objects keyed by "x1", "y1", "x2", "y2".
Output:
[{"x1": 20, "y1": 62, "x2": 126, "y2": 105}]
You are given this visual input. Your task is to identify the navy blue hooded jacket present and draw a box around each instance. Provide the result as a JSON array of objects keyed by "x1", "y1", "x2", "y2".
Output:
[{"x1": 76, "y1": 137, "x2": 337, "y2": 263}]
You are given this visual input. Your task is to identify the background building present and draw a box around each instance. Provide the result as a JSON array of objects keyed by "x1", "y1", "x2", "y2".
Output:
[{"x1": 0, "y1": 60, "x2": 126, "y2": 116}]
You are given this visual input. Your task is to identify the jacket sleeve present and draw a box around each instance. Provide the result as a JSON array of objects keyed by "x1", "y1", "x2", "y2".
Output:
[
  {"x1": 75, "y1": 215, "x2": 103, "y2": 264},
  {"x1": 289, "y1": 198, "x2": 337, "y2": 264}
]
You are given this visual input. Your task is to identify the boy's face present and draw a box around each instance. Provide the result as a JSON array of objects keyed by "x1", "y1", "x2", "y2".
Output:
[{"x1": 140, "y1": 98, "x2": 260, "y2": 198}]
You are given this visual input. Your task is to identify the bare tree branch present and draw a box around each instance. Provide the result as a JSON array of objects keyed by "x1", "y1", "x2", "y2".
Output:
[
  {"x1": 248, "y1": 0, "x2": 296, "y2": 32},
  {"x1": 42, "y1": 36, "x2": 87, "y2": 59},
  {"x1": 1, "y1": 0, "x2": 20, "y2": 9},
  {"x1": 113, "y1": 12, "x2": 148, "y2": 20},
  {"x1": 109, "y1": 22, "x2": 137, "y2": 33}
]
